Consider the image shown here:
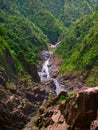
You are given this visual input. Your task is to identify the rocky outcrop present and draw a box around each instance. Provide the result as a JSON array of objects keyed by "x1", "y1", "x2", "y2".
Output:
[
  {"x1": 49, "y1": 54, "x2": 62, "y2": 78},
  {"x1": 0, "y1": 85, "x2": 29, "y2": 130},
  {"x1": 44, "y1": 79, "x2": 56, "y2": 95},
  {"x1": 58, "y1": 74, "x2": 86, "y2": 92},
  {"x1": 34, "y1": 91, "x2": 69, "y2": 130},
  {"x1": 36, "y1": 107, "x2": 69, "y2": 130},
  {"x1": 24, "y1": 87, "x2": 48, "y2": 104},
  {"x1": 34, "y1": 87, "x2": 98, "y2": 130},
  {"x1": 59, "y1": 87, "x2": 98, "y2": 130},
  {"x1": 0, "y1": 78, "x2": 49, "y2": 130}
]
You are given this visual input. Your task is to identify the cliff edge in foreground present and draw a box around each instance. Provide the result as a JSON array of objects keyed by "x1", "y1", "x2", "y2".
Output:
[{"x1": 34, "y1": 87, "x2": 98, "y2": 130}]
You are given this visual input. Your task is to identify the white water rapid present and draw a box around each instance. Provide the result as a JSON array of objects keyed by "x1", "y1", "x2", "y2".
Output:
[
  {"x1": 38, "y1": 58, "x2": 50, "y2": 82},
  {"x1": 38, "y1": 50, "x2": 65, "y2": 95},
  {"x1": 53, "y1": 79, "x2": 65, "y2": 95}
]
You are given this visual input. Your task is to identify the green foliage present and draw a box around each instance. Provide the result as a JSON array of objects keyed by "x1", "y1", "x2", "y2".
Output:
[
  {"x1": 0, "y1": 0, "x2": 66, "y2": 81},
  {"x1": 30, "y1": 127, "x2": 38, "y2": 130},
  {"x1": 56, "y1": 11, "x2": 98, "y2": 85},
  {"x1": 48, "y1": 93, "x2": 54, "y2": 101},
  {"x1": 0, "y1": 1, "x2": 49, "y2": 80},
  {"x1": 0, "y1": 0, "x2": 98, "y2": 84},
  {"x1": 86, "y1": 66, "x2": 98, "y2": 86},
  {"x1": 87, "y1": 76, "x2": 96, "y2": 86},
  {"x1": 6, "y1": 0, "x2": 65, "y2": 44},
  {"x1": 0, "y1": 11, "x2": 48, "y2": 56},
  {"x1": 59, "y1": 92, "x2": 77, "y2": 102},
  {"x1": 67, "y1": 92, "x2": 77, "y2": 100},
  {"x1": 59, "y1": 95, "x2": 66, "y2": 102},
  {"x1": 33, "y1": 10, "x2": 64, "y2": 44},
  {"x1": 40, "y1": 0, "x2": 98, "y2": 26}
]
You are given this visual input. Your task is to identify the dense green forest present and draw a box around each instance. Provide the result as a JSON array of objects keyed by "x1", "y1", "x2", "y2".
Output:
[
  {"x1": 56, "y1": 11, "x2": 98, "y2": 86},
  {"x1": 6, "y1": 0, "x2": 65, "y2": 44},
  {"x1": 0, "y1": 0, "x2": 98, "y2": 84},
  {"x1": 41, "y1": 0, "x2": 98, "y2": 26},
  {"x1": 0, "y1": 0, "x2": 49, "y2": 81}
]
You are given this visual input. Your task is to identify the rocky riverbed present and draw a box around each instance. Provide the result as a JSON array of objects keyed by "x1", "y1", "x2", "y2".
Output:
[
  {"x1": 1, "y1": 45, "x2": 98, "y2": 130},
  {"x1": 38, "y1": 50, "x2": 66, "y2": 95},
  {"x1": 31, "y1": 45, "x2": 98, "y2": 130},
  {"x1": 0, "y1": 70, "x2": 49, "y2": 130}
]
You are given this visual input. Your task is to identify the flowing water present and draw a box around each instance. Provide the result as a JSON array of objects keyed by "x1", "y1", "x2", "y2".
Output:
[
  {"x1": 53, "y1": 79, "x2": 65, "y2": 95},
  {"x1": 38, "y1": 58, "x2": 50, "y2": 82},
  {"x1": 38, "y1": 50, "x2": 65, "y2": 95}
]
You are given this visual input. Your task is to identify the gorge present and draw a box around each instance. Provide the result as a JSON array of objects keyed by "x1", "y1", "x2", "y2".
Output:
[{"x1": 0, "y1": 0, "x2": 98, "y2": 130}]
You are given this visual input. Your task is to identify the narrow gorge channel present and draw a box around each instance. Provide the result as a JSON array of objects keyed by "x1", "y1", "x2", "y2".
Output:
[{"x1": 38, "y1": 44, "x2": 65, "y2": 95}]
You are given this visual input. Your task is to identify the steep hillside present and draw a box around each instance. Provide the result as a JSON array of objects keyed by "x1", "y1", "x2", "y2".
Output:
[
  {"x1": 0, "y1": 7, "x2": 49, "y2": 81},
  {"x1": 5, "y1": 0, "x2": 65, "y2": 44},
  {"x1": 1, "y1": 1, "x2": 98, "y2": 130},
  {"x1": 40, "y1": 0, "x2": 65, "y2": 23},
  {"x1": 56, "y1": 11, "x2": 98, "y2": 86},
  {"x1": 41, "y1": 0, "x2": 98, "y2": 26},
  {"x1": 0, "y1": 2, "x2": 50, "y2": 129}
]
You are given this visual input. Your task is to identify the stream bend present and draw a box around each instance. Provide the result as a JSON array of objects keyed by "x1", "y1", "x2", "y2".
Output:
[{"x1": 38, "y1": 51, "x2": 65, "y2": 95}]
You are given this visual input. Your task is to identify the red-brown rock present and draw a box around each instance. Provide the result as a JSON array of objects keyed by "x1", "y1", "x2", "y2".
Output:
[{"x1": 60, "y1": 87, "x2": 98, "y2": 130}]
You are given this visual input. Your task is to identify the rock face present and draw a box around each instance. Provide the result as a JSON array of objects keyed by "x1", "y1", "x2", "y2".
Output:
[
  {"x1": 58, "y1": 74, "x2": 85, "y2": 92},
  {"x1": 35, "y1": 87, "x2": 98, "y2": 130},
  {"x1": 0, "y1": 101, "x2": 29, "y2": 130},
  {"x1": 0, "y1": 79, "x2": 48, "y2": 130},
  {"x1": 60, "y1": 87, "x2": 98, "y2": 130},
  {"x1": 44, "y1": 79, "x2": 56, "y2": 95},
  {"x1": 36, "y1": 107, "x2": 69, "y2": 130},
  {"x1": 49, "y1": 54, "x2": 62, "y2": 78},
  {"x1": 35, "y1": 91, "x2": 69, "y2": 130},
  {"x1": 0, "y1": 86, "x2": 29, "y2": 130}
]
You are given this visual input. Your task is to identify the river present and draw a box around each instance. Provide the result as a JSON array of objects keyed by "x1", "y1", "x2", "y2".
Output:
[{"x1": 38, "y1": 49, "x2": 65, "y2": 95}]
